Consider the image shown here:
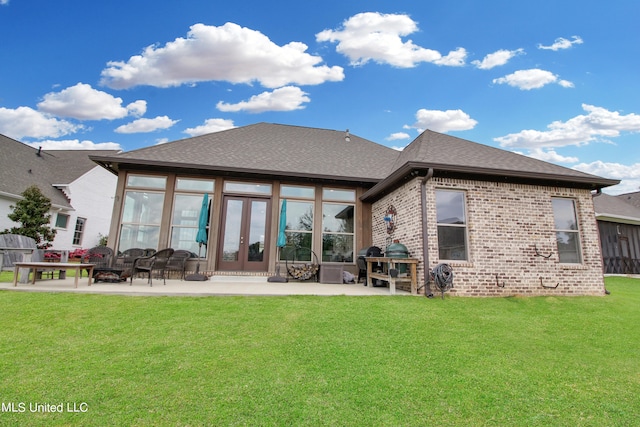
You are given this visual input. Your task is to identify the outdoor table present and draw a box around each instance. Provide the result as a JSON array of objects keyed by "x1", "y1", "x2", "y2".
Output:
[
  {"x1": 12, "y1": 262, "x2": 95, "y2": 288},
  {"x1": 365, "y1": 257, "x2": 419, "y2": 295}
]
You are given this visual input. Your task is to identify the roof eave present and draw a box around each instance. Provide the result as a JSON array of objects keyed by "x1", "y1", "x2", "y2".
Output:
[
  {"x1": 596, "y1": 213, "x2": 640, "y2": 225},
  {"x1": 361, "y1": 162, "x2": 620, "y2": 202}
]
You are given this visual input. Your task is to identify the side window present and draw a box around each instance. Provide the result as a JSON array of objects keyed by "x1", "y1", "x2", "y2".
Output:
[
  {"x1": 55, "y1": 213, "x2": 69, "y2": 229},
  {"x1": 436, "y1": 190, "x2": 468, "y2": 261},
  {"x1": 552, "y1": 198, "x2": 582, "y2": 263}
]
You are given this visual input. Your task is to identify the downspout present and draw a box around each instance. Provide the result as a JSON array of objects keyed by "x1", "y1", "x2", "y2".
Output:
[
  {"x1": 420, "y1": 168, "x2": 434, "y2": 298},
  {"x1": 591, "y1": 187, "x2": 610, "y2": 294}
]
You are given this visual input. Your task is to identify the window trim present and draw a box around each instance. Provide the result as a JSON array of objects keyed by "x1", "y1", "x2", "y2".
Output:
[
  {"x1": 435, "y1": 189, "x2": 469, "y2": 262},
  {"x1": 551, "y1": 197, "x2": 583, "y2": 264}
]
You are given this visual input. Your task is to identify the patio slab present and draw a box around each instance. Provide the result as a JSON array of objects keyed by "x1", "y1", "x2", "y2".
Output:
[{"x1": 0, "y1": 275, "x2": 413, "y2": 296}]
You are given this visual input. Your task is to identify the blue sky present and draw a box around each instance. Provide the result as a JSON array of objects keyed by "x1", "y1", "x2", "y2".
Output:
[{"x1": 1, "y1": 0, "x2": 638, "y2": 194}]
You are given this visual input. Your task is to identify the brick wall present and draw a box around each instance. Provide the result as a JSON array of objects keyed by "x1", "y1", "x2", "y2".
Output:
[{"x1": 371, "y1": 176, "x2": 606, "y2": 297}]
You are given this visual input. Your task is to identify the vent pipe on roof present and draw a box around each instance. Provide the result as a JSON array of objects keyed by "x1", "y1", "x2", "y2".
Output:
[
  {"x1": 345, "y1": 129, "x2": 350, "y2": 142},
  {"x1": 36, "y1": 146, "x2": 42, "y2": 156}
]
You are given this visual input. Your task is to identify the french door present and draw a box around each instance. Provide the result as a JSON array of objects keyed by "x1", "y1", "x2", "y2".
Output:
[{"x1": 218, "y1": 196, "x2": 271, "y2": 271}]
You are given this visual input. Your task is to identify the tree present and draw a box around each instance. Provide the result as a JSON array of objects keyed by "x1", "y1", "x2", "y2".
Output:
[{"x1": 1, "y1": 185, "x2": 57, "y2": 248}]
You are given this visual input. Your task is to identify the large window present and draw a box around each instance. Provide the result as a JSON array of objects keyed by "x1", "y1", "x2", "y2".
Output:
[
  {"x1": 279, "y1": 185, "x2": 314, "y2": 261},
  {"x1": 118, "y1": 174, "x2": 166, "y2": 252},
  {"x1": 436, "y1": 190, "x2": 468, "y2": 261},
  {"x1": 552, "y1": 198, "x2": 582, "y2": 263},
  {"x1": 322, "y1": 188, "x2": 355, "y2": 263},
  {"x1": 170, "y1": 178, "x2": 214, "y2": 257}
]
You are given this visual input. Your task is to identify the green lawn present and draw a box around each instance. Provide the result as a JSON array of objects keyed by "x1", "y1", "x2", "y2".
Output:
[{"x1": 0, "y1": 276, "x2": 638, "y2": 426}]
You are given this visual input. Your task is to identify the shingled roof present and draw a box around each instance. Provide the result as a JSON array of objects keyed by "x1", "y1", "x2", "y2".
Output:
[
  {"x1": 89, "y1": 123, "x2": 619, "y2": 197},
  {"x1": 0, "y1": 133, "x2": 118, "y2": 208},
  {"x1": 593, "y1": 193, "x2": 640, "y2": 225},
  {"x1": 362, "y1": 130, "x2": 619, "y2": 200},
  {"x1": 91, "y1": 123, "x2": 399, "y2": 184}
]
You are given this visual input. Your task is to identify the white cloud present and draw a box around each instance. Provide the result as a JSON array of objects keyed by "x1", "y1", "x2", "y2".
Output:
[
  {"x1": 23, "y1": 139, "x2": 122, "y2": 150},
  {"x1": 385, "y1": 132, "x2": 410, "y2": 141},
  {"x1": 472, "y1": 48, "x2": 524, "y2": 69},
  {"x1": 492, "y1": 68, "x2": 573, "y2": 90},
  {"x1": 495, "y1": 104, "x2": 640, "y2": 149},
  {"x1": 1, "y1": 0, "x2": 9, "y2": 5},
  {"x1": 515, "y1": 148, "x2": 579, "y2": 163},
  {"x1": 573, "y1": 161, "x2": 640, "y2": 195},
  {"x1": 409, "y1": 108, "x2": 478, "y2": 133},
  {"x1": 538, "y1": 36, "x2": 584, "y2": 51},
  {"x1": 37, "y1": 83, "x2": 147, "y2": 120},
  {"x1": 100, "y1": 23, "x2": 344, "y2": 89},
  {"x1": 183, "y1": 118, "x2": 236, "y2": 137},
  {"x1": 316, "y1": 12, "x2": 466, "y2": 68},
  {"x1": 0, "y1": 106, "x2": 80, "y2": 139},
  {"x1": 114, "y1": 116, "x2": 178, "y2": 134},
  {"x1": 216, "y1": 86, "x2": 310, "y2": 113}
]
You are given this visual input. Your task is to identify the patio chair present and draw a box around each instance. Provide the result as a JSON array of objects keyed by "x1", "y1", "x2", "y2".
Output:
[
  {"x1": 81, "y1": 246, "x2": 114, "y2": 277},
  {"x1": 130, "y1": 248, "x2": 174, "y2": 286},
  {"x1": 165, "y1": 250, "x2": 192, "y2": 280},
  {"x1": 115, "y1": 248, "x2": 146, "y2": 277},
  {"x1": 283, "y1": 246, "x2": 319, "y2": 282}
]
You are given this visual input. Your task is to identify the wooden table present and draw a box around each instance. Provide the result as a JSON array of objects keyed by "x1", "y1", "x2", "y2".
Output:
[
  {"x1": 365, "y1": 257, "x2": 419, "y2": 295},
  {"x1": 13, "y1": 262, "x2": 95, "y2": 288}
]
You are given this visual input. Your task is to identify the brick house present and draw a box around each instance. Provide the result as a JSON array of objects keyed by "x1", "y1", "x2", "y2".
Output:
[{"x1": 90, "y1": 123, "x2": 618, "y2": 296}]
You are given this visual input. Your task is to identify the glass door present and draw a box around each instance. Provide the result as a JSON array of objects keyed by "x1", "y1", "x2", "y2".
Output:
[{"x1": 218, "y1": 196, "x2": 270, "y2": 271}]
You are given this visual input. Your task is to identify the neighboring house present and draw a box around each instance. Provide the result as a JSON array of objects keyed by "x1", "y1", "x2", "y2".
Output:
[
  {"x1": 0, "y1": 134, "x2": 118, "y2": 250},
  {"x1": 90, "y1": 123, "x2": 619, "y2": 296},
  {"x1": 593, "y1": 193, "x2": 640, "y2": 274},
  {"x1": 616, "y1": 190, "x2": 640, "y2": 210}
]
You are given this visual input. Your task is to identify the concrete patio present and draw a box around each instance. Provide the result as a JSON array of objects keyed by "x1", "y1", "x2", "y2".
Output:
[{"x1": 0, "y1": 274, "x2": 413, "y2": 297}]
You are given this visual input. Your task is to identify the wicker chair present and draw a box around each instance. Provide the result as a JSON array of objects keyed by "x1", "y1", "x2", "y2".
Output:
[
  {"x1": 283, "y1": 246, "x2": 319, "y2": 282},
  {"x1": 81, "y1": 246, "x2": 114, "y2": 277},
  {"x1": 166, "y1": 250, "x2": 192, "y2": 280},
  {"x1": 130, "y1": 248, "x2": 174, "y2": 286},
  {"x1": 115, "y1": 248, "x2": 146, "y2": 277}
]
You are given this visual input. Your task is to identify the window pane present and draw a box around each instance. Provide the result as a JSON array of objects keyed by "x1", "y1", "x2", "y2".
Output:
[
  {"x1": 281, "y1": 185, "x2": 315, "y2": 199},
  {"x1": 118, "y1": 225, "x2": 160, "y2": 251},
  {"x1": 323, "y1": 188, "x2": 355, "y2": 202},
  {"x1": 552, "y1": 198, "x2": 578, "y2": 230},
  {"x1": 285, "y1": 201, "x2": 313, "y2": 232},
  {"x1": 224, "y1": 181, "x2": 272, "y2": 194},
  {"x1": 322, "y1": 234, "x2": 354, "y2": 263},
  {"x1": 279, "y1": 232, "x2": 313, "y2": 261},
  {"x1": 55, "y1": 213, "x2": 69, "y2": 229},
  {"x1": 170, "y1": 227, "x2": 203, "y2": 257},
  {"x1": 172, "y1": 194, "x2": 203, "y2": 226},
  {"x1": 122, "y1": 191, "x2": 165, "y2": 224},
  {"x1": 126, "y1": 175, "x2": 166, "y2": 189},
  {"x1": 176, "y1": 178, "x2": 214, "y2": 192},
  {"x1": 436, "y1": 191, "x2": 466, "y2": 224},
  {"x1": 437, "y1": 226, "x2": 467, "y2": 260},
  {"x1": 322, "y1": 203, "x2": 354, "y2": 233},
  {"x1": 556, "y1": 232, "x2": 581, "y2": 263}
]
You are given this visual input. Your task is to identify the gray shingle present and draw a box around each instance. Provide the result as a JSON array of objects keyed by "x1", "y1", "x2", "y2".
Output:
[{"x1": 0, "y1": 133, "x2": 118, "y2": 208}]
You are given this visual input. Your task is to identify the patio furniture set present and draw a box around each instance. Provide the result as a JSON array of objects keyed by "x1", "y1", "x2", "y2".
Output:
[{"x1": 82, "y1": 247, "x2": 193, "y2": 286}]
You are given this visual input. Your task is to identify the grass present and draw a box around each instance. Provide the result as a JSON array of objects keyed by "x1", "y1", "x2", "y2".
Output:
[{"x1": 0, "y1": 276, "x2": 638, "y2": 426}]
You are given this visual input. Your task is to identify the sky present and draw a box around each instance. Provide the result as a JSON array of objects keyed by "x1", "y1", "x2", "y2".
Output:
[{"x1": 1, "y1": 0, "x2": 638, "y2": 194}]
